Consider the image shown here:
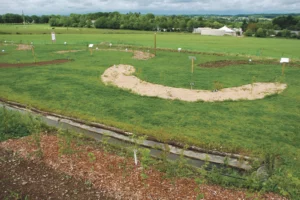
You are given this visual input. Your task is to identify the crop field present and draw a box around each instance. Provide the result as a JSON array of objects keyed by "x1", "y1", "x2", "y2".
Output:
[{"x1": 1, "y1": 24, "x2": 300, "y2": 197}]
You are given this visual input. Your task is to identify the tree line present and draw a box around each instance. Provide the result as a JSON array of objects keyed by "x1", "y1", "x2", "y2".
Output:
[
  {"x1": 0, "y1": 12, "x2": 299, "y2": 38},
  {"x1": 242, "y1": 15, "x2": 300, "y2": 39},
  {"x1": 0, "y1": 13, "x2": 50, "y2": 24}
]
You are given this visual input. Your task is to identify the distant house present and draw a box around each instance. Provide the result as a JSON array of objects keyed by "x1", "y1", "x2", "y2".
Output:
[{"x1": 193, "y1": 26, "x2": 241, "y2": 36}]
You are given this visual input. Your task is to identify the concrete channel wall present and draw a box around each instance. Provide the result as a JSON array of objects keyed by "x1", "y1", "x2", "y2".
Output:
[{"x1": 0, "y1": 99, "x2": 253, "y2": 170}]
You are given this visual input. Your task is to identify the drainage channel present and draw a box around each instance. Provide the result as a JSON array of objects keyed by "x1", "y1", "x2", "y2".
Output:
[{"x1": 0, "y1": 100, "x2": 252, "y2": 171}]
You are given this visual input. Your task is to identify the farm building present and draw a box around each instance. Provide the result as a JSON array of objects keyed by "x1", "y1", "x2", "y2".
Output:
[{"x1": 193, "y1": 26, "x2": 240, "y2": 36}]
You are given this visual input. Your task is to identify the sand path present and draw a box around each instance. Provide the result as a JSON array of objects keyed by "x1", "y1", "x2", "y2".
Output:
[{"x1": 101, "y1": 64, "x2": 287, "y2": 102}]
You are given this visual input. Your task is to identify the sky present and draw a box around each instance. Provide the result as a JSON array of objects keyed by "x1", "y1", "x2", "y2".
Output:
[{"x1": 0, "y1": 0, "x2": 299, "y2": 15}]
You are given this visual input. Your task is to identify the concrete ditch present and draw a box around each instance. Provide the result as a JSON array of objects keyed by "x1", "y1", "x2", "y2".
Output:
[{"x1": 0, "y1": 98, "x2": 253, "y2": 171}]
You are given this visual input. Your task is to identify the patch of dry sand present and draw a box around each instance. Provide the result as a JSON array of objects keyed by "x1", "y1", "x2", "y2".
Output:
[
  {"x1": 16, "y1": 44, "x2": 32, "y2": 50},
  {"x1": 55, "y1": 50, "x2": 83, "y2": 54},
  {"x1": 97, "y1": 48, "x2": 155, "y2": 60},
  {"x1": 101, "y1": 64, "x2": 287, "y2": 102},
  {"x1": 132, "y1": 50, "x2": 155, "y2": 60}
]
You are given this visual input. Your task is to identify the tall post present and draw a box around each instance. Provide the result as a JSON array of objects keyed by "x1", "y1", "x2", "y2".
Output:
[
  {"x1": 282, "y1": 63, "x2": 285, "y2": 75},
  {"x1": 31, "y1": 46, "x2": 35, "y2": 56},
  {"x1": 192, "y1": 58, "x2": 194, "y2": 73},
  {"x1": 188, "y1": 56, "x2": 196, "y2": 74},
  {"x1": 154, "y1": 33, "x2": 156, "y2": 56}
]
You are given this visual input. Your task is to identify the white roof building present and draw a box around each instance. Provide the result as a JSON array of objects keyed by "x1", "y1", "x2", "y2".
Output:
[{"x1": 193, "y1": 26, "x2": 238, "y2": 36}]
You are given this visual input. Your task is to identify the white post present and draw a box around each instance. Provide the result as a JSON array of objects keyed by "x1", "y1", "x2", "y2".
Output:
[{"x1": 133, "y1": 149, "x2": 138, "y2": 165}]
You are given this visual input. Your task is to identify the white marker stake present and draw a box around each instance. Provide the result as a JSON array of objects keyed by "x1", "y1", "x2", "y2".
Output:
[
  {"x1": 51, "y1": 32, "x2": 56, "y2": 43},
  {"x1": 109, "y1": 43, "x2": 112, "y2": 47},
  {"x1": 178, "y1": 48, "x2": 182, "y2": 52},
  {"x1": 133, "y1": 149, "x2": 138, "y2": 165},
  {"x1": 64, "y1": 42, "x2": 67, "y2": 45}
]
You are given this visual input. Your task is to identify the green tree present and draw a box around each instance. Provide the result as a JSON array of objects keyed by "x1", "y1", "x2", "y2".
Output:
[
  {"x1": 94, "y1": 16, "x2": 107, "y2": 28},
  {"x1": 86, "y1": 19, "x2": 92, "y2": 28},
  {"x1": 256, "y1": 28, "x2": 266, "y2": 37},
  {"x1": 244, "y1": 29, "x2": 253, "y2": 37},
  {"x1": 40, "y1": 15, "x2": 50, "y2": 23}
]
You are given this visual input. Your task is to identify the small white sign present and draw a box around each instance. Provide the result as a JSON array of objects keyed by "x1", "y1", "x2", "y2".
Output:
[
  {"x1": 280, "y1": 58, "x2": 289, "y2": 63},
  {"x1": 88, "y1": 44, "x2": 94, "y2": 48},
  {"x1": 51, "y1": 32, "x2": 56, "y2": 41},
  {"x1": 178, "y1": 48, "x2": 182, "y2": 52},
  {"x1": 2, "y1": 50, "x2": 4, "y2": 52},
  {"x1": 109, "y1": 43, "x2": 112, "y2": 47},
  {"x1": 96, "y1": 47, "x2": 99, "y2": 50},
  {"x1": 64, "y1": 42, "x2": 67, "y2": 45}
]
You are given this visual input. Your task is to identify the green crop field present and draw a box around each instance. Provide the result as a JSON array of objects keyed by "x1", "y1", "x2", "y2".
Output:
[{"x1": 1, "y1": 24, "x2": 300, "y2": 197}]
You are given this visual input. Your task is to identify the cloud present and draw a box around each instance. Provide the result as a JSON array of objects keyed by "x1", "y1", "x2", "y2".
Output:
[{"x1": 0, "y1": 0, "x2": 299, "y2": 15}]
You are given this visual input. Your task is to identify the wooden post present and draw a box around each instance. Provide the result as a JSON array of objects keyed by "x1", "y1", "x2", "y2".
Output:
[
  {"x1": 192, "y1": 58, "x2": 194, "y2": 73},
  {"x1": 282, "y1": 63, "x2": 285, "y2": 75},
  {"x1": 31, "y1": 46, "x2": 35, "y2": 56},
  {"x1": 154, "y1": 33, "x2": 156, "y2": 56}
]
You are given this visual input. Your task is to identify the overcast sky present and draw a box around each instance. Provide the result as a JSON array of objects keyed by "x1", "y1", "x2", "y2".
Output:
[{"x1": 0, "y1": 0, "x2": 299, "y2": 15}]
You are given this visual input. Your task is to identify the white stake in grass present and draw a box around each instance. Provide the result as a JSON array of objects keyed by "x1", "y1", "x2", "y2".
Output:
[
  {"x1": 133, "y1": 149, "x2": 138, "y2": 165},
  {"x1": 51, "y1": 32, "x2": 56, "y2": 43}
]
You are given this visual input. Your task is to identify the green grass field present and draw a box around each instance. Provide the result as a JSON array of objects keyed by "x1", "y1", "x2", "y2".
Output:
[
  {"x1": 1, "y1": 24, "x2": 300, "y2": 197},
  {"x1": 1, "y1": 24, "x2": 300, "y2": 60}
]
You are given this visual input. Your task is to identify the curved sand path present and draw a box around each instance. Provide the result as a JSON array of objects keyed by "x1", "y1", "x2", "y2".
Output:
[{"x1": 101, "y1": 64, "x2": 287, "y2": 102}]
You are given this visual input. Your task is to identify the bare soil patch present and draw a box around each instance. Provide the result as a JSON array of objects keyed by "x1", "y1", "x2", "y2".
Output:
[
  {"x1": 0, "y1": 147, "x2": 112, "y2": 200},
  {"x1": 0, "y1": 59, "x2": 71, "y2": 68},
  {"x1": 55, "y1": 50, "x2": 83, "y2": 54},
  {"x1": 16, "y1": 44, "x2": 32, "y2": 51},
  {"x1": 97, "y1": 48, "x2": 155, "y2": 60},
  {"x1": 0, "y1": 135, "x2": 286, "y2": 200},
  {"x1": 200, "y1": 60, "x2": 300, "y2": 68},
  {"x1": 132, "y1": 50, "x2": 155, "y2": 60},
  {"x1": 101, "y1": 64, "x2": 287, "y2": 102}
]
